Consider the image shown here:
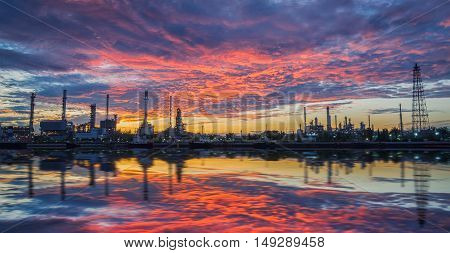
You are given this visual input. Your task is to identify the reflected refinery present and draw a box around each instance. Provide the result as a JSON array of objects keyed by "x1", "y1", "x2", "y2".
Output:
[{"x1": 0, "y1": 149, "x2": 449, "y2": 233}]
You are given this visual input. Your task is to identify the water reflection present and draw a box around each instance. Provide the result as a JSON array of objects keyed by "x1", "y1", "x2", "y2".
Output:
[
  {"x1": 39, "y1": 152, "x2": 73, "y2": 201},
  {"x1": 0, "y1": 149, "x2": 449, "y2": 232},
  {"x1": 27, "y1": 161, "x2": 33, "y2": 198},
  {"x1": 137, "y1": 154, "x2": 153, "y2": 201},
  {"x1": 413, "y1": 162, "x2": 429, "y2": 227}
]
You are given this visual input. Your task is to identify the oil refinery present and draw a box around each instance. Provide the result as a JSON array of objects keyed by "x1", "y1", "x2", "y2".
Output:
[{"x1": 0, "y1": 63, "x2": 449, "y2": 149}]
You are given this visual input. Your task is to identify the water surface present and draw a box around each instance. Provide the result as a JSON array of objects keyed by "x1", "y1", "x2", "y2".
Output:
[{"x1": 0, "y1": 149, "x2": 449, "y2": 232}]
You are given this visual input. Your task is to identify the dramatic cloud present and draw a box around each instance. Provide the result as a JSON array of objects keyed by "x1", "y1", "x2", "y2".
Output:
[{"x1": 0, "y1": 0, "x2": 449, "y2": 131}]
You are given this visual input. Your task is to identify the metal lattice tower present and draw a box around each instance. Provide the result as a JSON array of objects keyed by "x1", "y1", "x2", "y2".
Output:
[{"x1": 412, "y1": 63, "x2": 429, "y2": 132}]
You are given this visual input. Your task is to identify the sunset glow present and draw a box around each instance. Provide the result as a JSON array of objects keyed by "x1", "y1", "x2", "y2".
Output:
[{"x1": 0, "y1": 0, "x2": 449, "y2": 133}]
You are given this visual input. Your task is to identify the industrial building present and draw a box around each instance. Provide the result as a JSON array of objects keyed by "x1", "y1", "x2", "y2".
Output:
[
  {"x1": 39, "y1": 90, "x2": 74, "y2": 141},
  {"x1": 174, "y1": 108, "x2": 185, "y2": 137},
  {"x1": 133, "y1": 90, "x2": 154, "y2": 144},
  {"x1": 99, "y1": 94, "x2": 118, "y2": 136},
  {"x1": 75, "y1": 104, "x2": 101, "y2": 141},
  {"x1": 0, "y1": 125, "x2": 30, "y2": 142},
  {"x1": 74, "y1": 94, "x2": 119, "y2": 142},
  {"x1": 1, "y1": 63, "x2": 445, "y2": 146}
]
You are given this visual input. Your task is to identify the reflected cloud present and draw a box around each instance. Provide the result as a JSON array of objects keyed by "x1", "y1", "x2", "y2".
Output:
[{"x1": 0, "y1": 149, "x2": 449, "y2": 232}]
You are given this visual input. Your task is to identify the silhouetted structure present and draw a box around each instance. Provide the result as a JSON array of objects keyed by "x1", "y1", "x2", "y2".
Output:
[
  {"x1": 100, "y1": 94, "x2": 117, "y2": 134},
  {"x1": 29, "y1": 93, "x2": 35, "y2": 141},
  {"x1": 40, "y1": 90, "x2": 73, "y2": 141},
  {"x1": 169, "y1": 96, "x2": 173, "y2": 128},
  {"x1": 106, "y1": 94, "x2": 109, "y2": 121},
  {"x1": 412, "y1": 63, "x2": 430, "y2": 132},
  {"x1": 399, "y1": 103, "x2": 404, "y2": 134},
  {"x1": 134, "y1": 90, "x2": 154, "y2": 143},
  {"x1": 326, "y1": 107, "x2": 332, "y2": 132},
  {"x1": 334, "y1": 115, "x2": 337, "y2": 130},
  {"x1": 303, "y1": 107, "x2": 307, "y2": 134},
  {"x1": 90, "y1": 104, "x2": 96, "y2": 130},
  {"x1": 175, "y1": 108, "x2": 185, "y2": 136},
  {"x1": 61, "y1": 89, "x2": 67, "y2": 121}
]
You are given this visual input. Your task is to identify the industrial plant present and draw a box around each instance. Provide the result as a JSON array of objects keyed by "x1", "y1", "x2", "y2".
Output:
[{"x1": 0, "y1": 63, "x2": 449, "y2": 149}]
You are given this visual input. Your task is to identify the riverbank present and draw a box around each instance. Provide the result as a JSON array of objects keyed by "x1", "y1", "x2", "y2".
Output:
[{"x1": 1, "y1": 141, "x2": 450, "y2": 150}]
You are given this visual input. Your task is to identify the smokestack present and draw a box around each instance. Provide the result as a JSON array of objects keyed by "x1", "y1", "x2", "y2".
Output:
[
  {"x1": 62, "y1": 90, "x2": 67, "y2": 121},
  {"x1": 90, "y1": 104, "x2": 96, "y2": 130},
  {"x1": 303, "y1": 107, "x2": 307, "y2": 134},
  {"x1": 29, "y1": 93, "x2": 35, "y2": 140},
  {"x1": 334, "y1": 115, "x2": 337, "y2": 130},
  {"x1": 326, "y1": 106, "x2": 331, "y2": 132},
  {"x1": 314, "y1": 117, "x2": 318, "y2": 127},
  {"x1": 106, "y1": 94, "x2": 110, "y2": 121},
  {"x1": 399, "y1": 103, "x2": 404, "y2": 134},
  {"x1": 368, "y1": 115, "x2": 371, "y2": 130},
  {"x1": 169, "y1": 96, "x2": 173, "y2": 128},
  {"x1": 344, "y1": 116, "x2": 348, "y2": 128},
  {"x1": 143, "y1": 90, "x2": 149, "y2": 126}
]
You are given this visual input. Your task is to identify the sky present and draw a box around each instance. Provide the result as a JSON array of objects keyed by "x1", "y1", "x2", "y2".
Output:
[{"x1": 0, "y1": 0, "x2": 449, "y2": 133}]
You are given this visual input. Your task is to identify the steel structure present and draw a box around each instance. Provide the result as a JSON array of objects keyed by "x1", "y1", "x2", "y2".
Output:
[
  {"x1": 169, "y1": 96, "x2": 173, "y2": 128},
  {"x1": 90, "y1": 104, "x2": 96, "y2": 130},
  {"x1": 412, "y1": 63, "x2": 429, "y2": 132},
  {"x1": 326, "y1": 106, "x2": 332, "y2": 132},
  {"x1": 29, "y1": 93, "x2": 35, "y2": 140},
  {"x1": 62, "y1": 90, "x2": 67, "y2": 121},
  {"x1": 399, "y1": 103, "x2": 403, "y2": 134},
  {"x1": 303, "y1": 107, "x2": 307, "y2": 134},
  {"x1": 106, "y1": 94, "x2": 110, "y2": 121},
  {"x1": 143, "y1": 90, "x2": 149, "y2": 128}
]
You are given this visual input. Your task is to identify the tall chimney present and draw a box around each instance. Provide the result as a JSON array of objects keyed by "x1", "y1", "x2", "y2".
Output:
[
  {"x1": 169, "y1": 95, "x2": 173, "y2": 128},
  {"x1": 399, "y1": 103, "x2": 404, "y2": 134},
  {"x1": 90, "y1": 104, "x2": 96, "y2": 130},
  {"x1": 344, "y1": 116, "x2": 348, "y2": 128},
  {"x1": 303, "y1": 107, "x2": 307, "y2": 134},
  {"x1": 143, "y1": 90, "x2": 149, "y2": 126},
  {"x1": 113, "y1": 114, "x2": 117, "y2": 130},
  {"x1": 106, "y1": 94, "x2": 110, "y2": 121},
  {"x1": 368, "y1": 115, "x2": 371, "y2": 130},
  {"x1": 62, "y1": 90, "x2": 67, "y2": 121},
  {"x1": 29, "y1": 93, "x2": 35, "y2": 140},
  {"x1": 334, "y1": 115, "x2": 337, "y2": 130},
  {"x1": 326, "y1": 106, "x2": 331, "y2": 132}
]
